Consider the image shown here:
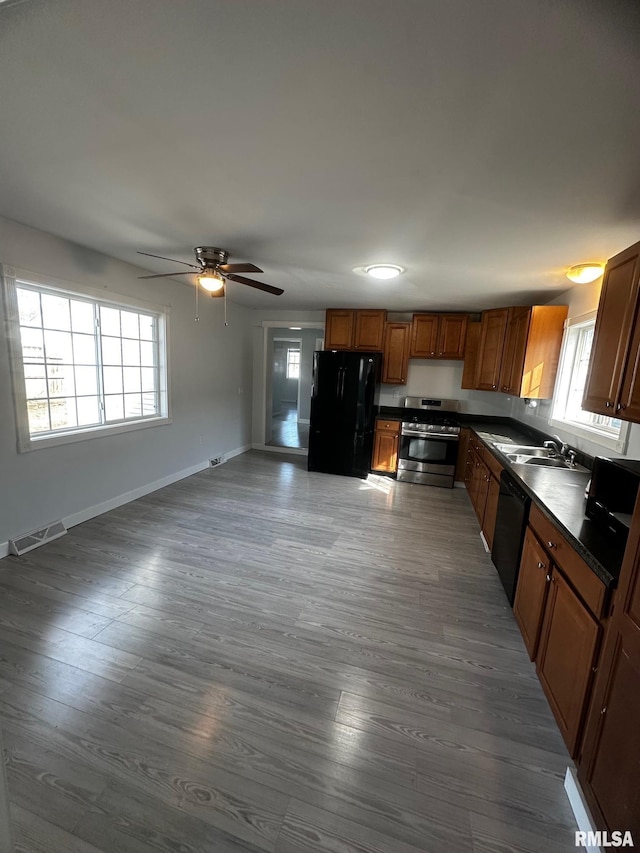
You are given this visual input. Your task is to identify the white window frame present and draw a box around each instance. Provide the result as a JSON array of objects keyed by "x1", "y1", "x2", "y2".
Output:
[
  {"x1": 286, "y1": 346, "x2": 301, "y2": 379},
  {"x1": 2, "y1": 264, "x2": 171, "y2": 453},
  {"x1": 550, "y1": 310, "x2": 629, "y2": 454}
]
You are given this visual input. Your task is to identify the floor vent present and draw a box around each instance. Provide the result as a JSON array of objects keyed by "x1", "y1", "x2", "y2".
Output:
[
  {"x1": 210, "y1": 456, "x2": 223, "y2": 467},
  {"x1": 9, "y1": 520, "x2": 67, "y2": 556}
]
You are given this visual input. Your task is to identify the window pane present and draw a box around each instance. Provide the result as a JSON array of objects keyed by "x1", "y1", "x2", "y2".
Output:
[
  {"x1": 140, "y1": 367, "x2": 156, "y2": 392},
  {"x1": 44, "y1": 330, "x2": 73, "y2": 363},
  {"x1": 104, "y1": 395, "x2": 124, "y2": 421},
  {"x1": 77, "y1": 396, "x2": 100, "y2": 426},
  {"x1": 72, "y1": 332, "x2": 98, "y2": 365},
  {"x1": 100, "y1": 306, "x2": 120, "y2": 336},
  {"x1": 41, "y1": 294, "x2": 71, "y2": 331},
  {"x1": 123, "y1": 367, "x2": 141, "y2": 393},
  {"x1": 122, "y1": 339, "x2": 141, "y2": 366},
  {"x1": 101, "y1": 336, "x2": 122, "y2": 365},
  {"x1": 103, "y1": 366, "x2": 123, "y2": 394},
  {"x1": 24, "y1": 378, "x2": 47, "y2": 399},
  {"x1": 140, "y1": 341, "x2": 155, "y2": 366},
  {"x1": 48, "y1": 364, "x2": 75, "y2": 398},
  {"x1": 139, "y1": 314, "x2": 154, "y2": 340},
  {"x1": 74, "y1": 365, "x2": 98, "y2": 396},
  {"x1": 142, "y1": 392, "x2": 157, "y2": 415},
  {"x1": 27, "y1": 399, "x2": 50, "y2": 433},
  {"x1": 121, "y1": 311, "x2": 139, "y2": 338},
  {"x1": 71, "y1": 300, "x2": 94, "y2": 333},
  {"x1": 124, "y1": 393, "x2": 143, "y2": 418},
  {"x1": 20, "y1": 327, "x2": 45, "y2": 362},
  {"x1": 17, "y1": 289, "x2": 41, "y2": 327},
  {"x1": 23, "y1": 363, "x2": 46, "y2": 379},
  {"x1": 50, "y1": 398, "x2": 77, "y2": 430}
]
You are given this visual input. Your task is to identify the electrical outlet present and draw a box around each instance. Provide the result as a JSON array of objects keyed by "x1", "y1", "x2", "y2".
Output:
[{"x1": 210, "y1": 457, "x2": 223, "y2": 467}]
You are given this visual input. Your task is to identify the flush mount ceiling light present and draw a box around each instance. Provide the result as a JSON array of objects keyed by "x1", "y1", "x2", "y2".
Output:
[
  {"x1": 289, "y1": 326, "x2": 302, "y2": 330},
  {"x1": 364, "y1": 264, "x2": 405, "y2": 280},
  {"x1": 566, "y1": 263, "x2": 605, "y2": 284}
]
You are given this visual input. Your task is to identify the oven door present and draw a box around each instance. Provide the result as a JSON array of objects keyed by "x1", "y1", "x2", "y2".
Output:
[{"x1": 398, "y1": 432, "x2": 458, "y2": 474}]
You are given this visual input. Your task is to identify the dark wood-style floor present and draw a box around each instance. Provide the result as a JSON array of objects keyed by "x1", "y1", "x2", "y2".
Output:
[{"x1": 0, "y1": 451, "x2": 578, "y2": 852}]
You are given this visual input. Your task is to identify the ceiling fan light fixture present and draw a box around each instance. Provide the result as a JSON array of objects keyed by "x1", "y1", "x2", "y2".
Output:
[
  {"x1": 364, "y1": 264, "x2": 404, "y2": 280},
  {"x1": 566, "y1": 263, "x2": 605, "y2": 284},
  {"x1": 197, "y1": 271, "x2": 225, "y2": 292}
]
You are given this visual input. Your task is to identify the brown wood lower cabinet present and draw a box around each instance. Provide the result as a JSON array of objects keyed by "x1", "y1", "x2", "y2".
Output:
[
  {"x1": 463, "y1": 434, "x2": 502, "y2": 549},
  {"x1": 536, "y1": 567, "x2": 601, "y2": 757},
  {"x1": 371, "y1": 419, "x2": 401, "y2": 473},
  {"x1": 513, "y1": 527, "x2": 550, "y2": 660}
]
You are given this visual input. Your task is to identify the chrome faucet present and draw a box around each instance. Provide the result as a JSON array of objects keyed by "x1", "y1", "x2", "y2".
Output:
[{"x1": 543, "y1": 435, "x2": 569, "y2": 458}]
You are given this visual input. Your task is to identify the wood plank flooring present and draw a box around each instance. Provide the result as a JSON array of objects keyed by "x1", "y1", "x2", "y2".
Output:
[{"x1": 0, "y1": 451, "x2": 578, "y2": 852}]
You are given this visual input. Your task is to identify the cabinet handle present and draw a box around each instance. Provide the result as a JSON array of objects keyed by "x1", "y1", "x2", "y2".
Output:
[
  {"x1": 601, "y1": 706, "x2": 607, "y2": 715},
  {"x1": 537, "y1": 561, "x2": 545, "y2": 569},
  {"x1": 605, "y1": 401, "x2": 612, "y2": 408},
  {"x1": 430, "y1": 351, "x2": 435, "y2": 355},
  {"x1": 492, "y1": 384, "x2": 497, "y2": 389},
  {"x1": 616, "y1": 403, "x2": 621, "y2": 412},
  {"x1": 547, "y1": 541, "x2": 556, "y2": 549},
  {"x1": 546, "y1": 573, "x2": 552, "y2": 582}
]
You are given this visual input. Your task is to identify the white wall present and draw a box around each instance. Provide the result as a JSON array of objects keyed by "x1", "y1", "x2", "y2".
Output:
[{"x1": 0, "y1": 216, "x2": 253, "y2": 549}]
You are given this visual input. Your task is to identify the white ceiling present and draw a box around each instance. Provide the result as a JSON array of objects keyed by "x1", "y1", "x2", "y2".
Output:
[{"x1": 1, "y1": 0, "x2": 639, "y2": 310}]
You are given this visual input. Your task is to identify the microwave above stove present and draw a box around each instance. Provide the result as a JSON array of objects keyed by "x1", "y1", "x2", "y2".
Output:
[{"x1": 586, "y1": 456, "x2": 640, "y2": 543}]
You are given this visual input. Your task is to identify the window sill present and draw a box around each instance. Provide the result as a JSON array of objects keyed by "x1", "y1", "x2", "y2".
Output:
[
  {"x1": 548, "y1": 417, "x2": 629, "y2": 454},
  {"x1": 19, "y1": 415, "x2": 172, "y2": 453}
]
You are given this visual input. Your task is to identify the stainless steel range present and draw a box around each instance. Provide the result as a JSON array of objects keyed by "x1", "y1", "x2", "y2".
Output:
[{"x1": 397, "y1": 397, "x2": 460, "y2": 488}]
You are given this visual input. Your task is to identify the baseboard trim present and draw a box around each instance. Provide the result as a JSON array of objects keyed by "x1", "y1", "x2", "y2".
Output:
[
  {"x1": 564, "y1": 767, "x2": 600, "y2": 853},
  {"x1": 0, "y1": 541, "x2": 8, "y2": 559},
  {"x1": 252, "y1": 443, "x2": 308, "y2": 457}
]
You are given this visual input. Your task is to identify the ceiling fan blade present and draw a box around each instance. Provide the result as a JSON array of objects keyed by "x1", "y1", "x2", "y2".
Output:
[
  {"x1": 137, "y1": 251, "x2": 199, "y2": 268},
  {"x1": 226, "y1": 274, "x2": 284, "y2": 295},
  {"x1": 137, "y1": 271, "x2": 195, "y2": 279},
  {"x1": 218, "y1": 263, "x2": 263, "y2": 274}
]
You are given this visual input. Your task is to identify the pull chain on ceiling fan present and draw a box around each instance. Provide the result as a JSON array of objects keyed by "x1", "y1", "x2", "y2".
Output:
[{"x1": 137, "y1": 246, "x2": 284, "y2": 297}]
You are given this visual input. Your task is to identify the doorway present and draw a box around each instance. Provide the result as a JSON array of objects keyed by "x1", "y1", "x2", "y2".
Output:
[{"x1": 264, "y1": 326, "x2": 324, "y2": 450}]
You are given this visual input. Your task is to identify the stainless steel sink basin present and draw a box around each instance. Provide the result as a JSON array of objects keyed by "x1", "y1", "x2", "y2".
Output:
[
  {"x1": 492, "y1": 442, "x2": 589, "y2": 472},
  {"x1": 493, "y1": 443, "x2": 551, "y2": 457}
]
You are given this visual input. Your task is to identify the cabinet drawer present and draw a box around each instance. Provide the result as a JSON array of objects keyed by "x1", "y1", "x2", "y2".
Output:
[
  {"x1": 529, "y1": 504, "x2": 607, "y2": 618},
  {"x1": 376, "y1": 419, "x2": 401, "y2": 434}
]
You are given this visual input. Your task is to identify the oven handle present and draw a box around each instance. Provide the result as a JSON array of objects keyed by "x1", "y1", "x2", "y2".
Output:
[{"x1": 401, "y1": 429, "x2": 459, "y2": 440}]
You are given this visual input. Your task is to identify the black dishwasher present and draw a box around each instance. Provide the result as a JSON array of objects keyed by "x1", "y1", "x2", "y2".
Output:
[{"x1": 491, "y1": 470, "x2": 531, "y2": 605}]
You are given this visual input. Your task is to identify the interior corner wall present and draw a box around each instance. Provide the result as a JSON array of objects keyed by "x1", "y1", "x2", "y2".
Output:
[{"x1": 0, "y1": 215, "x2": 254, "y2": 549}]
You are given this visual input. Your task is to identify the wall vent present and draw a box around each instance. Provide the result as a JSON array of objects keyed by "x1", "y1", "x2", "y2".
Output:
[
  {"x1": 210, "y1": 457, "x2": 223, "y2": 467},
  {"x1": 9, "y1": 520, "x2": 67, "y2": 556}
]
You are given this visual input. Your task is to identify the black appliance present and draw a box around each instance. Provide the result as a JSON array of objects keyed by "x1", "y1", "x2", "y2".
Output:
[
  {"x1": 491, "y1": 470, "x2": 531, "y2": 605},
  {"x1": 308, "y1": 350, "x2": 381, "y2": 478},
  {"x1": 397, "y1": 397, "x2": 460, "y2": 488},
  {"x1": 586, "y1": 456, "x2": 640, "y2": 546}
]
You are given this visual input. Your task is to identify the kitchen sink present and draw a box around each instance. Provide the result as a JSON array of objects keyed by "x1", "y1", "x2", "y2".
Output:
[
  {"x1": 493, "y1": 443, "x2": 589, "y2": 472},
  {"x1": 494, "y1": 444, "x2": 550, "y2": 457}
]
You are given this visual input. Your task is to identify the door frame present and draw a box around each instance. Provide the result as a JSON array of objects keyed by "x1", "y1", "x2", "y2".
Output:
[{"x1": 258, "y1": 321, "x2": 324, "y2": 454}]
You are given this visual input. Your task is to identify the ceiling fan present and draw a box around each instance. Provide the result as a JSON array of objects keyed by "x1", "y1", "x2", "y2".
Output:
[{"x1": 137, "y1": 246, "x2": 283, "y2": 296}]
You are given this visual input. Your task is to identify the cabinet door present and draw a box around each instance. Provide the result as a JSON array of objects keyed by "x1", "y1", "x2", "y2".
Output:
[
  {"x1": 382, "y1": 323, "x2": 410, "y2": 384},
  {"x1": 455, "y1": 427, "x2": 471, "y2": 483},
  {"x1": 325, "y1": 310, "x2": 355, "y2": 350},
  {"x1": 353, "y1": 310, "x2": 386, "y2": 351},
  {"x1": 499, "y1": 308, "x2": 530, "y2": 394},
  {"x1": 514, "y1": 528, "x2": 551, "y2": 660},
  {"x1": 437, "y1": 314, "x2": 468, "y2": 359},
  {"x1": 537, "y1": 568, "x2": 601, "y2": 756},
  {"x1": 617, "y1": 286, "x2": 640, "y2": 422},
  {"x1": 482, "y1": 472, "x2": 501, "y2": 552},
  {"x1": 409, "y1": 314, "x2": 439, "y2": 357},
  {"x1": 461, "y1": 322, "x2": 481, "y2": 389},
  {"x1": 579, "y1": 497, "x2": 640, "y2": 834},
  {"x1": 583, "y1": 243, "x2": 640, "y2": 415},
  {"x1": 371, "y1": 430, "x2": 399, "y2": 473},
  {"x1": 473, "y1": 457, "x2": 490, "y2": 525},
  {"x1": 475, "y1": 308, "x2": 510, "y2": 391}
]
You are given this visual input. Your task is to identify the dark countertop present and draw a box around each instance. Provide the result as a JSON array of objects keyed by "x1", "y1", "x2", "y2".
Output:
[
  {"x1": 378, "y1": 406, "x2": 623, "y2": 587},
  {"x1": 470, "y1": 424, "x2": 623, "y2": 588}
]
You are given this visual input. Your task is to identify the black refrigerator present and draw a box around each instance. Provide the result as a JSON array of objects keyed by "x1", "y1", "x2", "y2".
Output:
[{"x1": 308, "y1": 350, "x2": 381, "y2": 478}]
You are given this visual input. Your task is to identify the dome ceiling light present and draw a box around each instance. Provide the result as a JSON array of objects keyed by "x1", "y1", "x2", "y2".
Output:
[
  {"x1": 566, "y1": 263, "x2": 605, "y2": 284},
  {"x1": 364, "y1": 264, "x2": 405, "y2": 280}
]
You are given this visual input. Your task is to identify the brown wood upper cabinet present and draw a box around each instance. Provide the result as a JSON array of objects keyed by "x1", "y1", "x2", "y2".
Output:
[
  {"x1": 475, "y1": 305, "x2": 567, "y2": 397},
  {"x1": 461, "y1": 321, "x2": 481, "y2": 389},
  {"x1": 410, "y1": 313, "x2": 468, "y2": 359},
  {"x1": 499, "y1": 305, "x2": 568, "y2": 397},
  {"x1": 583, "y1": 239, "x2": 640, "y2": 421},
  {"x1": 324, "y1": 309, "x2": 386, "y2": 351},
  {"x1": 382, "y1": 322, "x2": 411, "y2": 384}
]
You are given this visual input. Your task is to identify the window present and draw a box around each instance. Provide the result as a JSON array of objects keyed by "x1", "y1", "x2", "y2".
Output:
[
  {"x1": 551, "y1": 312, "x2": 628, "y2": 452},
  {"x1": 3, "y1": 268, "x2": 169, "y2": 451},
  {"x1": 286, "y1": 347, "x2": 300, "y2": 379}
]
